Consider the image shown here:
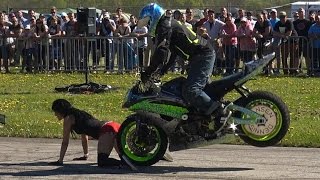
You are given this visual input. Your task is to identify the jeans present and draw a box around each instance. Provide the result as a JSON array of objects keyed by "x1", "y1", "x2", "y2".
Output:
[
  {"x1": 311, "y1": 48, "x2": 320, "y2": 73},
  {"x1": 224, "y1": 45, "x2": 236, "y2": 74},
  {"x1": 182, "y1": 50, "x2": 216, "y2": 114},
  {"x1": 0, "y1": 45, "x2": 9, "y2": 72}
]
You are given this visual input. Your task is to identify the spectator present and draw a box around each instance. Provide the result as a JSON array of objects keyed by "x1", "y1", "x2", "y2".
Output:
[
  {"x1": 234, "y1": 9, "x2": 246, "y2": 72},
  {"x1": 34, "y1": 18, "x2": 49, "y2": 72},
  {"x1": 64, "y1": 12, "x2": 79, "y2": 71},
  {"x1": 246, "y1": 11, "x2": 256, "y2": 27},
  {"x1": 65, "y1": 12, "x2": 78, "y2": 36},
  {"x1": 293, "y1": 8, "x2": 313, "y2": 75},
  {"x1": 185, "y1": 8, "x2": 199, "y2": 31},
  {"x1": 254, "y1": 13, "x2": 271, "y2": 59},
  {"x1": 8, "y1": 13, "x2": 16, "y2": 23},
  {"x1": 165, "y1": 9, "x2": 172, "y2": 17},
  {"x1": 235, "y1": 17, "x2": 256, "y2": 63},
  {"x1": 48, "y1": 17, "x2": 62, "y2": 70},
  {"x1": 0, "y1": 17, "x2": 10, "y2": 73},
  {"x1": 202, "y1": 9, "x2": 225, "y2": 74},
  {"x1": 16, "y1": 10, "x2": 28, "y2": 28},
  {"x1": 98, "y1": 9, "x2": 107, "y2": 23},
  {"x1": 273, "y1": 11, "x2": 298, "y2": 75},
  {"x1": 220, "y1": 15, "x2": 237, "y2": 75},
  {"x1": 21, "y1": 24, "x2": 34, "y2": 73},
  {"x1": 9, "y1": 15, "x2": 24, "y2": 67},
  {"x1": 131, "y1": 24, "x2": 148, "y2": 69},
  {"x1": 293, "y1": 12, "x2": 299, "y2": 21},
  {"x1": 309, "y1": 11, "x2": 316, "y2": 24},
  {"x1": 47, "y1": 6, "x2": 61, "y2": 27},
  {"x1": 180, "y1": 13, "x2": 192, "y2": 29},
  {"x1": 27, "y1": 9, "x2": 36, "y2": 20},
  {"x1": 60, "y1": 12, "x2": 69, "y2": 35},
  {"x1": 195, "y1": 8, "x2": 209, "y2": 33},
  {"x1": 116, "y1": 8, "x2": 126, "y2": 22},
  {"x1": 202, "y1": 9, "x2": 225, "y2": 43},
  {"x1": 129, "y1": 15, "x2": 137, "y2": 31},
  {"x1": 308, "y1": 14, "x2": 320, "y2": 75},
  {"x1": 39, "y1": 14, "x2": 46, "y2": 25},
  {"x1": 113, "y1": 14, "x2": 120, "y2": 28},
  {"x1": 254, "y1": 13, "x2": 272, "y2": 75},
  {"x1": 261, "y1": 10, "x2": 272, "y2": 26},
  {"x1": 114, "y1": 18, "x2": 132, "y2": 72},
  {"x1": 235, "y1": 9, "x2": 245, "y2": 27},
  {"x1": 0, "y1": 12, "x2": 12, "y2": 26},
  {"x1": 218, "y1": 7, "x2": 228, "y2": 22},
  {"x1": 173, "y1": 12, "x2": 193, "y2": 73},
  {"x1": 99, "y1": 11, "x2": 116, "y2": 71},
  {"x1": 269, "y1": 9, "x2": 281, "y2": 75},
  {"x1": 26, "y1": 9, "x2": 36, "y2": 26},
  {"x1": 269, "y1": 9, "x2": 279, "y2": 28},
  {"x1": 173, "y1": 10, "x2": 182, "y2": 20}
]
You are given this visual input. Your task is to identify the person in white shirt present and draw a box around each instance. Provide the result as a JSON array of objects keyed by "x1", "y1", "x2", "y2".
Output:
[
  {"x1": 202, "y1": 9, "x2": 225, "y2": 74},
  {"x1": 131, "y1": 25, "x2": 148, "y2": 69}
]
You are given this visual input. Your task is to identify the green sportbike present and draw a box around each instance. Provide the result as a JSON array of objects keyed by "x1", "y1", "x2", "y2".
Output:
[{"x1": 117, "y1": 52, "x2": 290, "y2": 166}]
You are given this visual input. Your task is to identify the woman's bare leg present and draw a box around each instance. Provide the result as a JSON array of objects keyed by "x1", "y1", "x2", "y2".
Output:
[{"x1": 97, "y1": 132, "x2": 115, "y2": 154}]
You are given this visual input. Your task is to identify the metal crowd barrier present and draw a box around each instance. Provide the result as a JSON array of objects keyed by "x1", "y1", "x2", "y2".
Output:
[
  {"x1": 206, "y1": 36, "x2": 315, "y2": 76},
  {"x1": 0, "y1": 36, "x2": 140, "y2": 74}
]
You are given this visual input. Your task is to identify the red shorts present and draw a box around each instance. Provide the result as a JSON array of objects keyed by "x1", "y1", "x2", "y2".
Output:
[{"x1": 100, "y1": 121, "x2": 121, "y2": 135}]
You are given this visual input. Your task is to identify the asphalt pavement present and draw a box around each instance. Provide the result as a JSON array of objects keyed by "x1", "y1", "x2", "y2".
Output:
[{"x1": 0, "y1": 137, "x2": 319, "y2": 179}]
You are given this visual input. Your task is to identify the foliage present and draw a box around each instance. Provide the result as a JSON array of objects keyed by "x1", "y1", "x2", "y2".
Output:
[{"x1": 0, "y1": 0, "x2": 310, "y2": 14}]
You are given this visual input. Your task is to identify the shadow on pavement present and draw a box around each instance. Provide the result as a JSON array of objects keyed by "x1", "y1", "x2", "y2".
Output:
[{"x1": 0, "y1": 161, "x2": 254, "y2": 177}]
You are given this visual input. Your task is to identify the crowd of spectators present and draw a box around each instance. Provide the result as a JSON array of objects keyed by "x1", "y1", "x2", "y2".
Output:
[
  {"x1": 0, "y1": 6, "x2": 147, "y2": 73},
  {"x1": 0, "y1": 6, "x2": 320, "y2": 76}
]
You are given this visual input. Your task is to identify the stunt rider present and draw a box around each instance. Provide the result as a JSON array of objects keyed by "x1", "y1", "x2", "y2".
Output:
[{"x1": 137, "y1": 3, "x2": 225, "y2": 117}]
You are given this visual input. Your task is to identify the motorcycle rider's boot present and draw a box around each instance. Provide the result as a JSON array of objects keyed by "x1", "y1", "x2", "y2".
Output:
[{"x1": 205, "y1": 101, "x2": 231, "y2": 131}]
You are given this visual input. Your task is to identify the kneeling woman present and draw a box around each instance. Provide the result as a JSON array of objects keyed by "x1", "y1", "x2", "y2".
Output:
[{"x1": 49, "y1": 99, "x2": 124, "y2": 167}]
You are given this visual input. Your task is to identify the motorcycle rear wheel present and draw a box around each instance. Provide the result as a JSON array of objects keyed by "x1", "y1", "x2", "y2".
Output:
[
  {"x1": 117, "y1": 114, "x2": 168, "y2": 166},
  {"x1": 235, "y1": 91, "x2": 290, "y2": 147}
]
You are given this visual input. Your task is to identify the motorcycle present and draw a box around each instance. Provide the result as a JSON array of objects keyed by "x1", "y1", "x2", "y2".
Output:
[{"x1": 116, "y1": 51, "x2": 290, "y2": 166}]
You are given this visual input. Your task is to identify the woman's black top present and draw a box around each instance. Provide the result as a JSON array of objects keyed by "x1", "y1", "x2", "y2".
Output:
[{"x1": 66, "y1": 108, "x2": 105, "y2": 139}]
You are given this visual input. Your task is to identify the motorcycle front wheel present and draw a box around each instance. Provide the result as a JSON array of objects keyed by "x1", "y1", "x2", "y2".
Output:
[
  {"x1": 235, "y1": 91, "x2": 290, "y2": 147},
  {"x1": 117, "y1": 114, "x2": 168, "y2": 166}
]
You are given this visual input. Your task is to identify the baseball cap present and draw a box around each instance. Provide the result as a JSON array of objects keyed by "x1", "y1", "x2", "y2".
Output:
[
  {"x1": 279, "y1": 11, "x2": 287, "y2": 16},
  {"x1": 61, "y1": 12, "x2": 67, "y2": 17},
  {"x1": 270, "y1": 9, "x2": 277, "y2": 13},
  {"x1": 240, "y1": 17, "x2": 247, "y2": 22}
]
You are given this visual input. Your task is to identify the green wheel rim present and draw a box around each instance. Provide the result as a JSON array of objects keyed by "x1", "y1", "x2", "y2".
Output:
[
  {"x1": 241, "y1": 99, "x2": 283, "y2": 141},
  {"x1": 120, "y1": 121, "x2": 162, "y2": 162}
]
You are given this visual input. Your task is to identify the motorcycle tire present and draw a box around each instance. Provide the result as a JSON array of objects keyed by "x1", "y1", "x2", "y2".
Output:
[
  {"x1": 234, "y1": 91, "x2": 290, "y2": 147},
  {"x1": 117, "y1": 114, "x2": 168, "y2": 166}
]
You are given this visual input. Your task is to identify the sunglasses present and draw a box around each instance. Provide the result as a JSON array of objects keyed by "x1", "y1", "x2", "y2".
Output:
[{"x1": 279, "y1": 15, "x2": 286, "y2": 18}]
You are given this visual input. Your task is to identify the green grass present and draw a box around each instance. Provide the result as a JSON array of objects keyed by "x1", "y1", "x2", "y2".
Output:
[{"x1": 1, "y1": 72, "x2": 320, "y2": 147}]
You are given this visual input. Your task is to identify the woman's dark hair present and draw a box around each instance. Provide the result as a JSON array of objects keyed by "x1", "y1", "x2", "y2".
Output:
[{"x1": 52, "y1": 99, "x2": 72, "y2": 117}]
